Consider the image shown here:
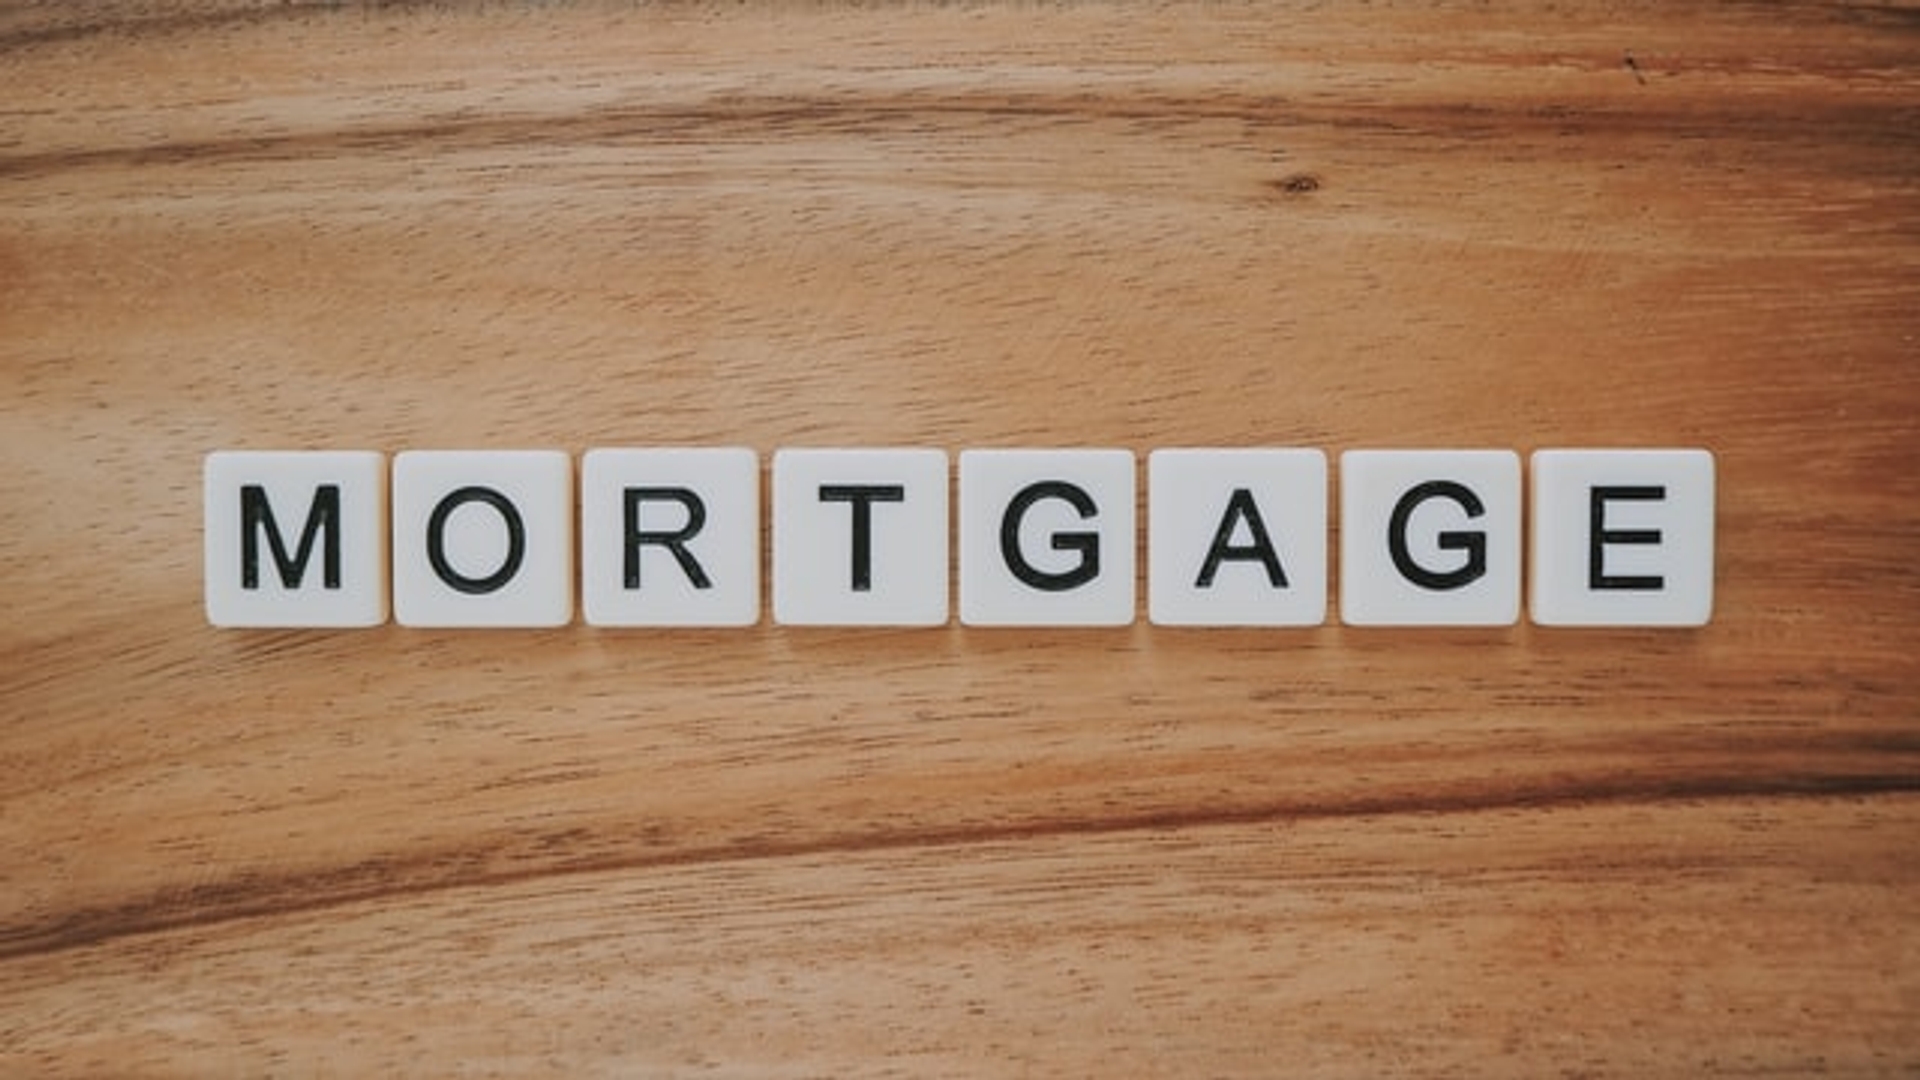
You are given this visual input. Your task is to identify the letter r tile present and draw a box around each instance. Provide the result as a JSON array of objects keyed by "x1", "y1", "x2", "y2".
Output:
[{"x1": 581, "y1": 448, "x2": 759, "y2": 627}]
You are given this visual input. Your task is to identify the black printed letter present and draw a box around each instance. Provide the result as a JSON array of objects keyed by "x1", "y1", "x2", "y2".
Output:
[
  {"x1": 1589, "y1": 485, "x2": 1666, "y2": 590},
  {"x1": 427, "y1": 486, "x2": 525, "y2": 595},
  {"x1": 818, "y1": 484, "x2": 905, "y2": 591},
  {"x1": 624, "y1": 487, "x2": 710, "y2": 589},
  {"x1": 1387, "y1": 481, "x2": 1485, "y2": 590},
  {"x1": 1001, "y1": 481, "x2": 1100, "y2": 592},
  {"x1": 241, "y1": 484, "x2": 340, "y2": 590},
  {"x1": 1195, "y1": 488, "x2": 1287, "y2": 588}
]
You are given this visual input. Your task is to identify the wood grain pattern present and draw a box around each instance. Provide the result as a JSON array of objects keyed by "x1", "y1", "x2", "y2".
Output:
[{"x1": 3, "y1": 1, "x2": 1918, "y2": 1074}]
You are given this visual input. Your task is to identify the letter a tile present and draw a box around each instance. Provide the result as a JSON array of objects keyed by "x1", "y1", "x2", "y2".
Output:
[{"x1": 1149, "y1": 448, "x2": 1327, "y2": 626}]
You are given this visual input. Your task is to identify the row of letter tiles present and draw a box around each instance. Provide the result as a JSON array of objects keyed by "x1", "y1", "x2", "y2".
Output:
[{"x1": 204, "y1": 448, "x2": 1714, "y2": 628}]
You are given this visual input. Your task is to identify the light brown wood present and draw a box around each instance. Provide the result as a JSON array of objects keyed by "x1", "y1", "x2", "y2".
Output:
[{"x1": 4, "y1": 2, "x2": 1917, "y2": 1074}]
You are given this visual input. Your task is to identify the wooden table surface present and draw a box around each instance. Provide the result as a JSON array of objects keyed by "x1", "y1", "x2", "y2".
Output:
[{"x1": 4, "y1": 1, "x2": 1918, "y2": 1074}]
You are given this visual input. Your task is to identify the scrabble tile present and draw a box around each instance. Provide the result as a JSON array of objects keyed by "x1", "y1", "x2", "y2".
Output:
[
  {"x1": 204, "y1": 450, "x2": 388, "y2": 627},
  {"x1": 772, "y1": 448, "x2": 948, "y2": 626},
  {"x1": 959, "y1": 449, "x2": 1135, "y2": 626},
  {"x1": 1148, "y1": 448, "x2": 1327, "y2": 626},
  {"x1": 1339, "y1": 449, "x2": 1521, "y2": 626},
  {"x1": 580, "y1": 448, "x2": 760, "y2": 627},
  {"x1": 392, "y1": 450, "x2": 573, "y2": 628},
  {"x1": 1530, "y1": 448, "x2": 1715, "y2": 626}
]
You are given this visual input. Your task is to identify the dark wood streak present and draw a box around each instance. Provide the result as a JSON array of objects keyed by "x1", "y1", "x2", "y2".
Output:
[
  {"x1": 6, "y1": 767, "x2": 1913, "y2": 963},
  {"x1": 4, "y1": 94, "x2": 1915, "y2": 182},
  {"x1": 0, "y1": 0, "x2": 449, "y2": 54}
]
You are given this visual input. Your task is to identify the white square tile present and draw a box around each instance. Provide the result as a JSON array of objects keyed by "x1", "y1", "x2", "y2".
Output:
[
  {"x1": 1148, "y1": 449, "x2": 1327, "y2": 626},
  {"x1": 581, "y1": 448, "x2": 760, "y2": 627},
  {"x1": 959, "y1": 449, "x2": 1135, "y2": 626},
  {"x1": 1339, "y1": 450, "x2": 1521, "y2": 626},
  {"x1": 204, "y1": 450, "x2": 388, "y2": 628},
  {"x1": 772, "y1": 448, "x2": 948, "y2": 626},
  {"x1": 392, "y1": 450, "x2": 573, "y2": 627},
  {"x1": 1530, "y1": 449, "x2": 1715, "y2": 626}
]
